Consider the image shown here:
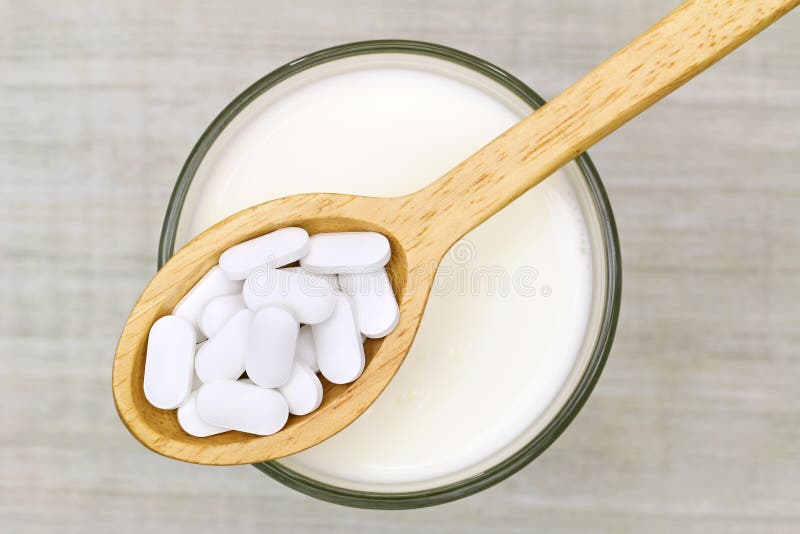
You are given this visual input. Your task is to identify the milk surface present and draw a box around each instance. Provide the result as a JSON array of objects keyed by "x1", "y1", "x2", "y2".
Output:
[{"x1": 178, "y1": 55, "x2": 595, "y2": 491}]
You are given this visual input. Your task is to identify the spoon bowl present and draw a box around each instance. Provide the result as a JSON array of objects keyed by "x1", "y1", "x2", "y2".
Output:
[
  {"x1": 113, "y1": 192, "x2": 443, "y2": 465},
  {"x1": 113, "y1": 0, "x2": 796, "y2": 465}
]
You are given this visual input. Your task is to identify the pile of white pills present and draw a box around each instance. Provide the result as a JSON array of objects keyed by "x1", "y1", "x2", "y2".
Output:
[{"x1": 143, "y1": 228, "x2": 399, "y2": 437}]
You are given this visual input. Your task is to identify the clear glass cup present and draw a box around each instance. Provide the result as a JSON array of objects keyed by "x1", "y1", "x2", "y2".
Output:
[{"x1": 159, "y1": 40, "x2": 621, "y2": 509}]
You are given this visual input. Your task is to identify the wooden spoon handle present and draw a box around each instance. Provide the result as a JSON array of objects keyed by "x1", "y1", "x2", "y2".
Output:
[{"x1": 406, "y1": 0, "x2": 796, "y2": 248}]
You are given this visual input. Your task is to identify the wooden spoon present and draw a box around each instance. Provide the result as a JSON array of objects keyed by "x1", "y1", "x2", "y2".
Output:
[{"x1": 113, "y1": 0, "x2": 797, "y2": 465}]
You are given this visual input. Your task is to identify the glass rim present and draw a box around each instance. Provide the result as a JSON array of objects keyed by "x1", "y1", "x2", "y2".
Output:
[{"x1": 158, "y1": 39, "x2": 622, "y2": 510}]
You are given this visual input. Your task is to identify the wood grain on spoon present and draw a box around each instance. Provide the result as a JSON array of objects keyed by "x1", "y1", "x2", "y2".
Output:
[{"x1": 113, "y1": 0, "x2": 797, "y2": 465}]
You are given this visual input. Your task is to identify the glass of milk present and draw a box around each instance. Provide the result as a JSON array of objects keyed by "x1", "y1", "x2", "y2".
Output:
[{"x1": 160, "y1": 41, "x2": 621, "y2": 508}]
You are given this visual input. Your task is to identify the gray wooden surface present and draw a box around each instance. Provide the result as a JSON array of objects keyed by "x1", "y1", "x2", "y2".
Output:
[{"x1": 1, "y1": 1, "x2": 798, "y2": 532}]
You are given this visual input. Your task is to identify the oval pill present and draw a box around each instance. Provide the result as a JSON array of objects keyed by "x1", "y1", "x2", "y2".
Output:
[
  {"x1": 143, "y1": 315, "x2": 196, "y2": 409},
  {"x1": 243, "y1": 266, "x2": 336, "y2": 324},
  {"x1": 339, "y1": 269, "x2": 399, "y2": 338},
  {"x1": 300, "y1": 232, "x2": 391, "y2": 274},
  {"x1": 295, "y1": 325, "x2": 319, "y2": 373},
  {"x1": 200, "y1": 293, "x2": 245, "y2": 338},
  {"x1": 312, "y1": 294, "x2": 365, "y2": 384},
  {"x1": 172, "y1": 266, "x2": 243, "y2": 337},
  {"x1": 219, "y1": 227, "x2": 310, "y2": 280},
  {"x1": 246, "y1": 307, "x2": 298, "y2": 388},
  {"x1": 194, "y1": 308, "x2": 252, "y2": 383},
  {"x1": 177, "y1": 390, "x2": 227, "y2": 437},
  {"x1": 278, "y1": 361, "x2": 323, "y2": 416},
  {"x1": 196, "y1": 380, "x2": 289, "y2": 436}
]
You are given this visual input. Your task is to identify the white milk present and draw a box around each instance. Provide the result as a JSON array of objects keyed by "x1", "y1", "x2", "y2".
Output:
[{"x1": 177, "y1": 54, "x2": 596, "y2": 491}]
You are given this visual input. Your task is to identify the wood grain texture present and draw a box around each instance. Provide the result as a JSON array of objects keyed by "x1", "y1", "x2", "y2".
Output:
[
  {"x1": 114, "y1": 0, "x2": 795, "y2": 466},
  {"x1": 3, "y1": 0, "x2": 799, "y2": 532}
]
